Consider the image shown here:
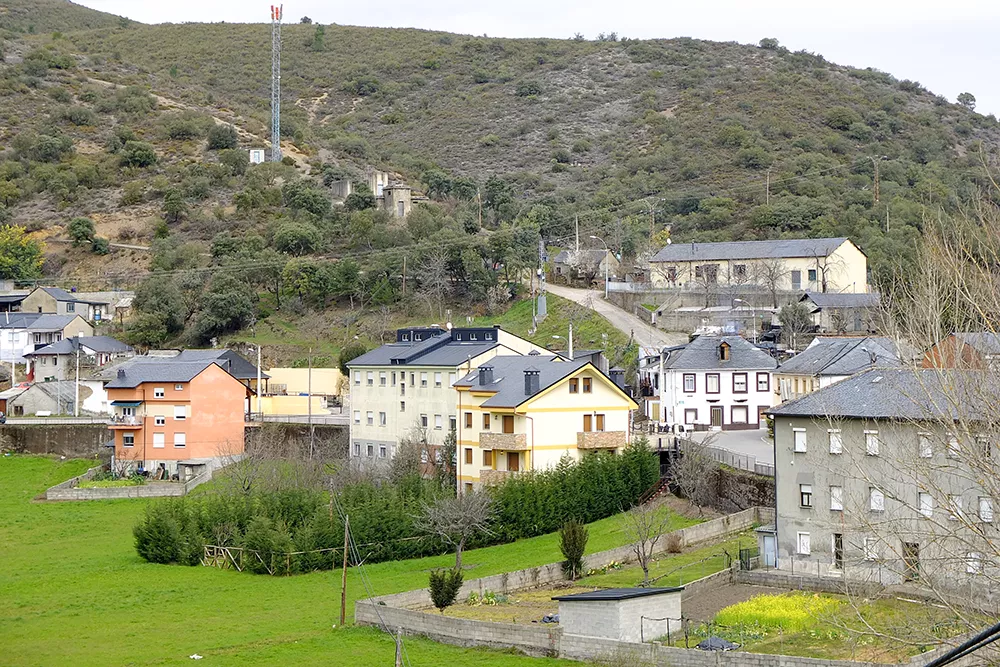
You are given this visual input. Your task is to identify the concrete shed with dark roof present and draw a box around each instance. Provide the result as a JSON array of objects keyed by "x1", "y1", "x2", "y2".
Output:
[{"x1": 553, "y1": 587, "x2": 684, "y2": 643}]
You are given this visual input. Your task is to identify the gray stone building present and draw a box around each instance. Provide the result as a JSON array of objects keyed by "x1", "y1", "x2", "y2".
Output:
[{"x1": 768, "y1": 367, "x2": 1000, "y2": 598}]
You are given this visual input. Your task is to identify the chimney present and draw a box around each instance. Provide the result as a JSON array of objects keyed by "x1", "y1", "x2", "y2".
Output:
[
  {"x1": 524, "y1": 368, "x2": 540, "y2": 396},
  {"x1": 117, "y1": 368, "x2": 126, "y2": 379},
  {"x1": 610, "y1": 368, "x2": 626, "y2": 390},
  {"x1": 478, "y1": 365, "x2": 494, "y2": 386}
]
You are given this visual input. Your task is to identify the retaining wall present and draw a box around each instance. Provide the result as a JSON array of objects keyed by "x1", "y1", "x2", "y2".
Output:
[
  {"x1": 2, "y1": 423, "x2": 111, "y2": 458},
  {"x1": 45, "y1": 468, "x2": 214, "y2": 501}
]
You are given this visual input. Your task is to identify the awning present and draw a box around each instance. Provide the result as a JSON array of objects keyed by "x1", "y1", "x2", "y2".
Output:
[{"x1": 110, "y1": 400, "x2": 142, "y2": 407}]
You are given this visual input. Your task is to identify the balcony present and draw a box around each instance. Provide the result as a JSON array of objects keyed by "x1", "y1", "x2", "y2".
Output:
[
  {"x1": 480, "y1": 432, "x2": 528, "y2": 451},
  {"x1": 108, "y1": 415, "x2": 141, "y2": 428},
  {"x1": 480, "y1": 469, "x2": 516, "y2": 485},
  {"x1": 577, "y1": 431, "x2": 628, "y2": 450}
]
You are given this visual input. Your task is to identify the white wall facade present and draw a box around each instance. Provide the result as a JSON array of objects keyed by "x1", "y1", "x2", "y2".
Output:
[{"x1": 662, "y1": 367, "x2": 775, "y2": 430}]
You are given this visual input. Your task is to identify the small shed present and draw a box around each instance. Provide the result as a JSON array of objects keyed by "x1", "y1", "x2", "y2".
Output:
[{"x1": 552, "y1": 587, "x2": 684, "y2": 643}]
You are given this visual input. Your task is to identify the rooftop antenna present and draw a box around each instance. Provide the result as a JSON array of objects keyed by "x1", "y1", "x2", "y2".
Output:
[{"x1": 270, "y1": 4, "x2": 283, "y2": 162}]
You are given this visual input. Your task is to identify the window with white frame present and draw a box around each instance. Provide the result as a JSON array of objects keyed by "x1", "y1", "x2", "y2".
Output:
[
  {"x1": 967, "y1": 552, "x2": 983, "y2": 574},
  {"x1": 980, "y1": 497, "x2": 994, "y2": 523},
  {"x1": 354, "y1": 371, "x2": 360, "y2": 386},
  {"x1": 865, "y1": 430, "x2": 880, "y2": 456},
  {"x1": 379, "y1": 445, "x2": 387, "y2": 459},
  {"x1": 947, "y1": 434, "x2": 960, "y2": 458},
  {"x1": 731, "y1": 406, "x2": 748, "y2": 424},
  {"x1": 122, "y1": 433, "x2": 134, "y2": 447},
  {"x1": 756, "y1": 372, "x2": 769, "y2": 392},
  {"x1": 174, "y1": 384, "x2": 183, "y2": 391},
  {"x1": 420, "y1": 372, "x2": 428, "y2": 387},
  {"x1": 870, "y1": 487, "x2": 885, "y2": 512},
  {"x1": 448, "y1": 372, "x2": 456, "y2": 386},
  {"x1": 174, "y1": 433, "x2": 186, "y2": 448},
  {"x1": 706, "y1": 373, "x2": 720, "y2": 394},
  {"x1": 949, "y1": 495, "x2": 963, "y2": 520},
  {"x1": 366, "y1": 371, "x2": 374, "y2": 386},
  {"x1": 155, "y1": 415, "x2": 165, "y2": 426},
  {"x1": 353, "y1": 443, "x2": 360, "y2": 456},
  {"x1": 830, "y1": 486, "x2": 843, "y2": 511},
  {"x1": 919, "y1": 433, "x2": 933, "y2": 458},
  {"x1": 353, "y1": 410, "x2": 360, "y2": 424},
  {"x1": 391, "y1": 372, "x2": 397, "y2": 386},
  {"x1": 173, "y1": 406, "x2": 185, "y2": 420},
  {"x1": 733, "y1": 373, "x2": 748, "y2": 393},
  {"x1": 793, "y1": 428, "x2": 807, "y2": 453},
  {"x1": 796, "y1": 532, "x2": 811, "y2": 555},
  {"x1": 153, "y1": 433, "x2": 165, "y2": 448},
  {"x1": 799, "y1": 484, "x2": 813, "y2": 508},
  {"x1": 400, "y1": 401, "x2": 405, "y2": 412},
  {"x1": 434, "y1": 414, "x2": 443, "y2": 430},
  {"x1": 366, "y1": 411, "x2": 374, "y2": 426},
  {"x1": 379, "y1": 411, "x2": 386, "y2": 426},
  {"x1": 420, "y1": 414, "x2": 428, "y2": 428},
  {"x1": 379, "y1": 372, "x2": 386, "y2": 386},
  {"x1": 154, "y1": 387, "x2": 165, "y2": 398},
  {"x1": 366, "y1": 444, "x2": 374, "y2": 457},
  {"x1": 864, "y1": 538, "x2": 878, "y2": 561},
  {"x1": 919, "y1": 492, "x2": 934, "y2": 518},
  {"x1": 434, "y1": 372, "x2": 442, "y2": 388},
  {"x1": 683, "y1": 374, "x2": 696, "y2": 393},
  {"x1": 829, "y1": 430, "x2": 843, "y2": 454}
]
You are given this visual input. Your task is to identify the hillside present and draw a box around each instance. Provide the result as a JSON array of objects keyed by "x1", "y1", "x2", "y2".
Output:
[{"x1": 0, "y1": 6, "x2": 997, "y2": 358}]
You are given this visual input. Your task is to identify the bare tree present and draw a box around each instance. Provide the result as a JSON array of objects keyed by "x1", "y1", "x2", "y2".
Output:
[
  {"x1": 778, "y1": 301, "x2": 812, "y2": 351},
  {"x1": 623, "y1": 500, "x2": 675, "y2": 585},
  {"x1": 752, "y1": 258, "x2": 787, "y2": 309},
  {"x1": 670, "y1": 438, "x2": 720, "y2": 515},
  {"x1": 418, "y1": 252, "x2": 450, "y2": 320},
  {"x1": 421, "y1": 491, "x2": 494, "y2": 569}
]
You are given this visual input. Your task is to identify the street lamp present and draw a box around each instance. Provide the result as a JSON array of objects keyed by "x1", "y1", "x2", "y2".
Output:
[
  {"x1": 589, "y1": 235, "x2": 610, "y2": 299},
  {"x1": 733, "y1": 298, "x2": 756, "y2": 344}
]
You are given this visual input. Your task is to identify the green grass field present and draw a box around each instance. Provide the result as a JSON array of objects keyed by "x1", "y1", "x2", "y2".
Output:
[{"x1": 0, "y1": 455, "x2": 696, "y2": 666}]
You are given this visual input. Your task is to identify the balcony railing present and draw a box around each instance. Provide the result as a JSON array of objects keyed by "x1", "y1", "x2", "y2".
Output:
[
  {"x1": 108, "y1": 415, "x2": 140, "y2": 427},
  {"x1": 577, "y1": 430, "x2": 628, "y2": 450},
  {"x1": 480, "y1": 469, "x2": 516, "y2": 485},
  {"x1": 480, "y1": 432, "x2": 528, "y2": 451}
]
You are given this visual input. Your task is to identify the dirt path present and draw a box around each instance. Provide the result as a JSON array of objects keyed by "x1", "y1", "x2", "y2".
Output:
[{"x1": 294, "y1": 91, "x2": 328, "y2": 125}]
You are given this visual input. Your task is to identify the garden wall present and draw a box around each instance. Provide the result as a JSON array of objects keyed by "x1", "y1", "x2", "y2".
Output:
[
  {"x1": 45, "y1": 467, "x2": 215, "y2": 501},
  {"x1": 2, "y1": 423, "x2": 110, "y2": 458}
]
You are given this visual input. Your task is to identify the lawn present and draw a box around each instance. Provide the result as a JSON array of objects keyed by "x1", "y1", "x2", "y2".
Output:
[{"x1": 0, "y1": 455, "x2": 697, "y2": 666}]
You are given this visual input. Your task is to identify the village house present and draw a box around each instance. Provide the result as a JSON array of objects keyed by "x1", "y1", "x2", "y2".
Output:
[
  {"x1": 107, "y1": 359, "x2": 253, "y2": 476},
  {"x1": 649, "y1": 237, "x2": 868, "y2": 294},
  {"x1": 24, "y1": 335, "x2": 134, "y2": 382},
  {"x1": 346, "y1": 326, "x2": 551, "y2": 461},
  {"x1": 551, "y1": 249, "x2": 620, "y2": 286},
  {"x1": 799, "y1": 291, "x2": 880, "y2": 334},
  {"x1": 767, "y1": 367, "x2": 1000, "y2": 594},
  {"x1": 922, "y1": 332, "x2": 1000, "y2": 369},
  {"x1": 774, "y1": 336, "x2": 900, "y2": 402},
  {"x1": 640, "y1": 335, "x2": 777, "y2": 429},
  {"x1": 0, "y1": 313, "x2": 94, "y2": 365},
  {"x1": 21, "y1": 287, "x2": 115, "y2": 322},
  {"x1": 452, "y1": 355, "x2": 636, "y2": 493}
]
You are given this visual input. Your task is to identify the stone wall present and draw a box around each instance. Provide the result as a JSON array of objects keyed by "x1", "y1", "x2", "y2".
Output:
[
  {"x1": 45, "y1": 467, "x2": 215, "y2": 501},
  {"x1": 2, "y1": 423, "x2": 111, "y2": 458}
]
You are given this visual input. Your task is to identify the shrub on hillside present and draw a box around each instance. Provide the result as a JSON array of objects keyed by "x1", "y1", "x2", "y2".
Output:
[
  {"x1": 429, "y1": 568, "x2": 464, "y2": 612},
  {"x1": 515, "y1": 80, "x2": 543, "y2": 97},
  {"x1": 91, "y1": 236, "x2": 110, "y2": 255},
  {"x1": 120, "y1": 141, "x2": 157, "y2": 168},
  {"x1": 134, "y1": 504, "x2": 182, "y2": 564},
  {"x1": 207, "y1": 124, "x2": 238, "y2": 150},
  {"x1": 560, "y1": 520, "x2": 588, "y2": 580},
  {"x1": 68, "y1": 217, "x2": 95, "y2": 246}
]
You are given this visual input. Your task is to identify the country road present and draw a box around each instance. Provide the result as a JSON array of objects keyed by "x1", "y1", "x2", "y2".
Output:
[{"x1": 544, "y1": 284, "x2": 687, "y2": 348}]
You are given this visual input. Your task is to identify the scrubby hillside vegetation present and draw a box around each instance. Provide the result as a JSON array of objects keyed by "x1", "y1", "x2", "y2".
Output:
[{"x1": 0, "y1": 0, "x2": 997, "y2": 358}]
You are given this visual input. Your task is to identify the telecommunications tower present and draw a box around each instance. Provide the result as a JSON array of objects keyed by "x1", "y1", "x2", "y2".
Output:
[{"x1": 270, "y1": 4, "x2": 283, "y2": 162}]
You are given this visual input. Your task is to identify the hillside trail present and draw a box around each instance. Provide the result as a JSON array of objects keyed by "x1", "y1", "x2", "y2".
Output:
[
  {"x1": 84, "y1": 75, "x2": 312, "y2": 174},
  {"x1": 294, "y1": 91, "x2": 328, "y2": 126}
]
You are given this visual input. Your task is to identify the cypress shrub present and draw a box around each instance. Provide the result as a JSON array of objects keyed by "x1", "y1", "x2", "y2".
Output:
[
  {"x1": 134, "y1": 504, "x2": 182, "y2": 564},
  {"x1": 560, "y1": 520, "x2": 588, "y2": 580},
  {"x1": 428, "y1": 568, "x2": 464, "y2": 612}
]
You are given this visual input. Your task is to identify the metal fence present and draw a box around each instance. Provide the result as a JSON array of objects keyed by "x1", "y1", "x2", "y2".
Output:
[{"x1": 675, "y1": 437, "x2": 775, "y2": 477}]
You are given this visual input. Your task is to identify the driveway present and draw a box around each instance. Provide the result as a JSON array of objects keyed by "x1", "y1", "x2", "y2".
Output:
[
  {"x1": 689, "y1": 428, "x2": 775, "y2": 465},
  {"x1": 544, "y1": 284, "x2": 687, "y2": 348}
]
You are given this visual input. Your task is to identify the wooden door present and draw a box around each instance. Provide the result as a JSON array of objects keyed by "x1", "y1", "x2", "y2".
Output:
[
  {"x1": 710, "y1": 406, "x2": 724, "y2": 427},
  {"x1": 502, "y1": 415, "x2": 514, "y2": 434},
  {"x1": 507, "y1": 452, "x2": 519, "y2": 472}
]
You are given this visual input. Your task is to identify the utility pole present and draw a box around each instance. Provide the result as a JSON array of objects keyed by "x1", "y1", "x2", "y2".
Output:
[
  {"x1": 394, "y1": 627, "x2": 403, "y2": 667},
  {"x1": 74, "y1": 341, "x2": 80, "y2": 417},
  {"x1": 308, "y1": 347, "x2": 314, "y2": 459},
  {"x1": 568, "y1": 321, "x2": 574, "y2": 360},
  {"x1": 340, "y1": 515, "x2": 349, "y2": 626},
  {"x1": 574, "y1": 214, "x2": 580, "y2": 253},
  {"x1": 256, "y1": 344, "x2": 263, "y2": 418},
  {"x1": 765, "y1": 169, "x2": 771, "y2": 206},
  {"x1": 401, "y1": 256, "x2": 406, "y2": 297},
  {"x1": 270, "y1": 4, "x2": 283, "y2": 162},
  {"x1": 869, "y1": 155, "x2": 886, "y2": 204}
]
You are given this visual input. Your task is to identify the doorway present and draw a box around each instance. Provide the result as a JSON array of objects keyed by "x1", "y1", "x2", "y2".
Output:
[
  {"x1": 710, "y1": 406, "x2": 724, "y2": 428},
  {"x1": 902, "y1": 542, "x2": 920, "y2": 581},
  {"x1": 506, "y1": 452, "x2": 520, "y2": 472},
  {"x1": 762, "y1": 533, "x2": 776, "y2": 568},
  {"x1": 833, "y1": 533, "x2": 844, "y2": 571}
]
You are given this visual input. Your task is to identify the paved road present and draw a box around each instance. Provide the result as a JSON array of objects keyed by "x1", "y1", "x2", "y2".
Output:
[
  {"x1": 544, "y1": 284, "x2": 687, "y2": 348},
  {"x1": 260, "y1": 414, "x2": 348, "y2": 426},
  {"x1": 689, "y1": 428, "x2": 775, "y2": 465}
]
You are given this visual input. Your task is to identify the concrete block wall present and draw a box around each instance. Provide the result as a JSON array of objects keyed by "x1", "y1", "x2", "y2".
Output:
[
  {"x1": 45, "y1": 468, "x2": 214, "y2": 501},
  {"x1": 734, "y1": 570, "x2": 882, "y2": 598}
]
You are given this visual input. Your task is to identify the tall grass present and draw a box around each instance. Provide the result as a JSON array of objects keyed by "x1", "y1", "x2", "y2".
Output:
[{"x1": 714, "y1": 593, "x2": 842, "y2": 632}]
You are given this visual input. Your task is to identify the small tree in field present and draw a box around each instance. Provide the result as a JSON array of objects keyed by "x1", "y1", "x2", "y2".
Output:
[
  {"x1": 421, "y1": 491, "x2": 493, "y2": 570},
  {"x1": 560, "y1": 519, "x2": 588, "y2": 580},
  {"x1": 623, "y1": 502, "x2": 674, "y2": 586},
  {"x1": 68, "y1": 217, "x2": 95, "y2": 247},
  {"x1": 428, "y1": 568, "x2": 463, "y2": 612}
]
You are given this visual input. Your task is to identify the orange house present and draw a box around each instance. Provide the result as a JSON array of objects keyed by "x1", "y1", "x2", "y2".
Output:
[
  {"x1": 922, "y1": 333, "x2": 1000, "y2": 369},
  {"x1": 107, "y1": 360, "x2": 251, "y2": 475}
]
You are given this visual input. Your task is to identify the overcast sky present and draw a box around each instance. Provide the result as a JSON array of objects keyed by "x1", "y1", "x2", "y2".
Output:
[{"x1": 79, "y1": 1, "x2": 1000, "y2": 116}]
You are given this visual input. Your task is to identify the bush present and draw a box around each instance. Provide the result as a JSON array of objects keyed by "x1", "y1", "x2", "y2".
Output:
[
  {"x1": 559, "y1": 520, "x2": 588, "y2": 580},
  {"x1": 824, "y1": 106, "x2": 860, "y2": 131},
  {"x1": 207, "y1": 124, "x2": 238, "y2": 150},
  {"x1": 62, "y1": 105, "x2": 96, "y2": 126},
  {"x1": 120, "y1": 141, "x2": 157, "y2": 168},
  {"x1": 338, "y1": 342, "x2": 368, "y2": 375},
  {"x1": 429, "y1": 568, "x2": 464, "y2": 612},
  {"x1": 219, "y1": 149, "x2": 248, "y2": 176},
  {"x1": 68, "y1": 217, "x2": 95, "y2": 246},
  {"x1": 515, "y1": 80, "x2": 543, "y2": 97},
  {"x1": 134, "y1": 504, "x2": 182, "y2": 564},
  {"x1": 273, "y1": 221, "x2": 321, "y2": 255},
  {"x1": 91, "y1": 236, "x2": 110, "y2": 255}
]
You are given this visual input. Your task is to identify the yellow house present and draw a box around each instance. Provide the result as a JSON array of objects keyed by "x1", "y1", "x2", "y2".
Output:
[
  {"x1": 453, "y1": 355, "x2": 638, "y2": 494},
  {"x1": 649, "y1": 237, "x2": 868, "y2": 294}
]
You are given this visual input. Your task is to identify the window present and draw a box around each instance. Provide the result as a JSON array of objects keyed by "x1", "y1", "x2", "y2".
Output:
[
  {"x1": 865, "y1": 430, "x2": 880, "y2": 456},
  {"x1": 796, "y1": 532, "x2": 811, "y2": 555},
  {"x1": 756, "y1": 372, "x2": 770, "y2": 392},
  {"x1": 829, "y1": 430, "x2": 843, "y2": 454},
  {"x1": 464, "y1": 412, "x2": 473, "y2": 429},
  {"x1": 464, "y1": 482, "x2": 473, "y2": 494},
  {"x1": 52, "y1": 356, "x2": 58, "y2": 366},
  {"x1": 967, "y1": 552, "x2": 983, "y2": 574},
  {"x1": 800, "y1": 484, "x2": 813, "y2": 508},
  {"x1": 830, "y1": 486, "x2": 843, "y2": 511},
  {"x1": 949, "y1": 495, "x2": 963, "y2": 520},
  {"x1": 719, "y1": 343, "x2": 730, "y2": 362},
  {"x1": 392, "y1": 372, "x2": 397, "y2": 386},
  {"x1": 434, "y1": 414, "x2": 443, "y2": 430},
  {"x1": 174, "y1": 406, "x2": 185, "y2": 420},
  {"x1": 434, "y1": 372, "x2": 442, "y2": 388},
  {"x1": 379, "y1": 411, "x2": 386, "y2": 426},
  {"x1": 410, "y1": 373, "x2": 415, "y2": 386},
  {"x1": 980, "y1": 497, "x2": 994, "y2": 523},
  {"x1": 366, "y1": 411, "x2": 374, "y2": 426},
  {"x1": 155, "y1": 416, "x2": 165, "y2": 426},
  {"x1": 582, "y1": 377, "x2": 592, "y2": 393},
  {"x1": 808, "y1": 268, "x2": 818, "y2": 282},
  {"x1": 353, "y1": 410, "x2": 360, "y2": 424},
  {"x1": 870, "y1": 487, "x2": 885, "y2": 512},
  {"x1": 379, "y1": 372, "x2": 386, "y2": 386},
  {"x1": 947, "y1": 435, "x2": 960, "y2": 458},
  {"x1": 733, "y1": 264, "x2": 747, "y2": 279},
  {"x1": 66, "y1": 302, "x2": 75, "y2": 313},
  {"x1": 483, "y1": 450, "x2": 493, "y2": 467},
  {"x1": 353, "y1": 371, "x2": 361, "y2": 386},
  {"x1": 864, "y1": 538, "x2": 878, "y2": 561},
  {"x1": 569, "y1": 378, "x2": 579, "y2": 393},
  {"x1": 464, "y1": 448, "x2": 473, "y2": 465},
  {"x1": 919, "y1": 492, "x2": 933, "y2": 517},
  {"x1": 979, "y1": 436, "x2": 992, "y2": 459},
  {"x1": 400, "y1": 401, "x2": 405, "y2": 412},
  {"x1": 379, "y1": 445, "x2": 387, "y2": 459},
  {"x1": 684, "y1": 409, "x2": 697, "y2": 424},
  {"x1": 153, "y1": 433, "x2": 165, "y2": 449},
  {"x1": 366, "y1": 444, "x2": 374, "y2": 457},
  {"x1": 683, "y1": 374, "x2": 696, "y2": 393},
  {"x1": 420, "y1": 414, "x2": 428, "y2": 428},
  {"x1": 353, "y1": 443, "x2": 361, "y2": 456},
  {"x1": 449, "y1": 416, "x2": 457, "y2": 431},
  {"x1": 420, "y1": 372, "x2": 428, "y2": 388},
  {"x1": 366, "y1": 371, "x2": 373, "y2": 386},
  {"x1": 706, "y1": 373, "x2": 720, "y2": 394},
  {"x1": 174, "y1": 384, "x2": 183, "y2": 391},
  {"x1": 174, "y1": 433, "x2": 186, "y2": 448},
  {"x1": 596, "y1": 414, "x2": 605, "y2": 432},
  {"x1": 483, "y1": 413, "x2": 491, "y2": 430},
  {"x1": 919, "y1": 433, "x2": 932, "y2": 458},
  {"x1": 420, "y1": 449, "x2": 428, "y2": 464},
  {"x1": 731, "y1": 406, "x2": 748, "y2": 424},
  {"x1": 793, "y1": 428, "x2": 807, "y2": 453},
  {"x1": 449, "y1": 372, "x2": 456, "y2": 386},
  {"x1": 733, "y1": 373, "x2": 748, "y2": 393},
  {"x1": 122, "y1": 433, "x2": 134, "y2": 447},
  {"x1": 154, "y1": 387, "x2": 165, "y2": 398},
  {"x1": 583, "y1": 414, "x2": 593, "y2": 432}
]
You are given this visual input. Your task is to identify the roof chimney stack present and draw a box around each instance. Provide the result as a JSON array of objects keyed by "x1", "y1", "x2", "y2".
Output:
[
  {"x1": 479, "y1": 365, "x2": 493, "y2": 386},
  {"x1": 524, "y1": 367, "x2": 540, "y2": 396},
  {"x1": 117, "y1": 369, "x2": 126, "y2": 379}
]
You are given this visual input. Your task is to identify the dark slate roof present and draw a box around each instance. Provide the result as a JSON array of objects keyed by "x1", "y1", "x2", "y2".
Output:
[
  {"x1": 777, "y1": 337, "x2": 899, "y2": 377},
  {"x1": 552, "y1": 587, "x2": 683, "y2": 602},
  {"x1": 455, "y1": 355, "x2": 593, "y2": 408},
  {"x1": 553, "y1": 249, "x2": 609, "y2": 265},
  {"x1": 0, "y1": 313, "x2": 42, "y2": 329},
  {"x1": 25, "y1": 314, "x2": 82, "y2": 331},
  {"x1": 769, "y1": 368, "x2": 985, "y2": 420},
  {"x1": 40, "y1": 287, "x2": 86, "y2": 303},
  {"x1": 800, "y1": 292, "x2": 881, "y2": 309},
  {"x1": 662, "y1": 335, "x2": 777, "y2": 371},
  {"x1": 348, "y1": 332, "x2": 499, "y2": 369},
  {"x1": 0, "y1": 294, "x2": 26, "y2": 304},
  {"x1": 105, "y1": 360, "x2": 220, "y2": 388},
  {"x1": 651, "y1": 237, "x2": 851, "y2": 263},
  {"x1": 165, "y1": 349, "x2": 265, "y2": 380},
  {"x1": 26, "y1": 335, "x2": 133, "y2": 357},
  {"x1": 953, "y1": 333, "x2": 1000, "y2": 356}
]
